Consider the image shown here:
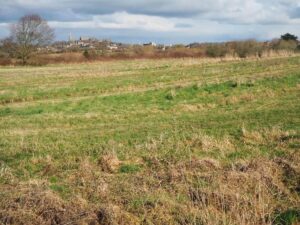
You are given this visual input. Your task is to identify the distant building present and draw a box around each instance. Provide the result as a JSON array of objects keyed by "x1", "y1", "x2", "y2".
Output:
[
  {"x1": 186, "y1": 43, "x2": 201, "y2": 48},
  {"x1": 79, "y1": 36, "x2": 90, "y2": 41},
  {"x1": 107, "y1": 43, "x2": 118, "y2": 50},
  {"x1": 157, "y1": 44, "x2": 167, "y2": 51},
  {"x1": 144, "y1": 42, "x2": 157, "y2": 47}
]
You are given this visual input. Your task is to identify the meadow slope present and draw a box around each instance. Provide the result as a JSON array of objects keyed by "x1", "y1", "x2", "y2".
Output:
[{"x1": 0, "y1": 56, "x2": 299, "y2": 225}]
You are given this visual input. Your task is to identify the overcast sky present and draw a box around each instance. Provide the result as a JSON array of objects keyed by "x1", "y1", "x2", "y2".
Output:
[{"x1": 0, "y1": 0, "x2": 299, "y2": 44}]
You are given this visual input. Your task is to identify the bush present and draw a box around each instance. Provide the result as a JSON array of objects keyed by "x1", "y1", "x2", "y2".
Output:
[
  {"x1": 234, "y1": 40, "x2": 264, "y2": 58},
  {"x1": 83, "y1": 49, "x2": 98, "y2": 60},
  {"x1": 83, "y1": 49, "x2": 89, "y2": 59},
  {"x1": 0, "y1": 57, "x2": 12, "y2": 66},
  {"x1": 274, "y1": 40, "x2": 298, "y2": 51},
  {"x1": 206, "y1": 44, "x2": 228, "y2": 57}
]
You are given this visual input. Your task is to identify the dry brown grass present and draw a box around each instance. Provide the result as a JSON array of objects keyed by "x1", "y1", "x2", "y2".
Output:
[
  {"x1": 242, "y1": 127, "x2": 296, "y2": 146},
  {"x1": 0, "y1": 183, "x2": 99, "y2": 224},
  {"x1": 98, "y1": 153, "x2": 121, "y2": 173},
  {"x1": 0, "y1": 154, "x2": 299, "y2": 225}
]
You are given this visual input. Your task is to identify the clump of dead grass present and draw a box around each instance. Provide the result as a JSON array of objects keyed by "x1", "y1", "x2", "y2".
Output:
[
  {"x1": 242, "y1": 126, "x2": 296, "y2": 146},
  {"x1": 224, "y1": 93, "x2": 256, "y2": 105},
  {"x1": 186, "y1": 157, "x2": 299, "y2": 225},
  {"x1": 96, "y1": 204, "x2": 140, "y2": 225},
  {"x1": 98, "y1": 153, "x2": 121, "y2": 173},
  {"x1": 0, "y1": 183, "x2": 99, "y2": 225},
  {"x1": 190, "y1": 134, "x2": 235, "y2": 157}
]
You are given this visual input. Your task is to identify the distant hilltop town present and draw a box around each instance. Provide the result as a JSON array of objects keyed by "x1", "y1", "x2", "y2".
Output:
[
  {"x1": 42, "y1": 34, "x2": 122, "y2": 53},
  {"x1": 32, "y1": 33, "x2": 299, "y2": 62},
  {"x1": 40, "y1": 34, "x2": 171, "y2": 53}
]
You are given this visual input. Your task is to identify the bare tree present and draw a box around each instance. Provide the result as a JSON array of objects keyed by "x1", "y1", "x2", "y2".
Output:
[{"x1": 10, "y1": 14, "x2": 54, "y2": 64}]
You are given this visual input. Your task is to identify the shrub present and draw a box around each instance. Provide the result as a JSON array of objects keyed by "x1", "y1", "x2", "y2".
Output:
[
  {"x1": 83, "y1": 49, "x2": 98, "y2": 60},
  {"x1": 206, "y1": 44, "x2": 228, "y2": 57},
  {"x1": 274, "y1": 40, "x2": 298, "y2": 51},
  {"x1": 0, "y1": 57, "x2": 12, "y2": 66},
  {"x1": 83, "y1": 49, "x2": 89, "y2": 59},
  {"x1": 234, "y1": 40, "x2": 263, "y2": 58}
]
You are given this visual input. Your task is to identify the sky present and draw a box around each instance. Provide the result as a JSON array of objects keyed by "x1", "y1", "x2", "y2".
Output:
[{"x1": 0, "y1": 0, "x2": 299, "y2": 44}]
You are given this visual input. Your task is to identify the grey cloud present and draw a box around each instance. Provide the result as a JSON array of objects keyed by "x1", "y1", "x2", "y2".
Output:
[
  {"x1": 290, "y1": 7, "x2": 300, "y2": 18},
  {"x1": 3, "y1": 0, "x2": 300, "y2": 25}
]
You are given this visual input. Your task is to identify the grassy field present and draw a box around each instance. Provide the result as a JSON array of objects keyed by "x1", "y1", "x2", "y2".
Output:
[{"x1": 0, "y1": 56, "x2": 299, "y2": 225}]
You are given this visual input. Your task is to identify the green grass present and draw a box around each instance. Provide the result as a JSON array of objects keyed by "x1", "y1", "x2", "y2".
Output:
[
  {"x1": 0, "y1": 56, "x2": 299, "y2": 224},
  {"x1": 119, "y1": 164, "x2": 141, "y2": 173}
]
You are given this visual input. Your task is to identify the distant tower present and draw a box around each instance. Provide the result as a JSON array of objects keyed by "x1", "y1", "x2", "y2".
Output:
[{"x1": 69, "y1": 33, "x2": 74, "y2": 42}]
